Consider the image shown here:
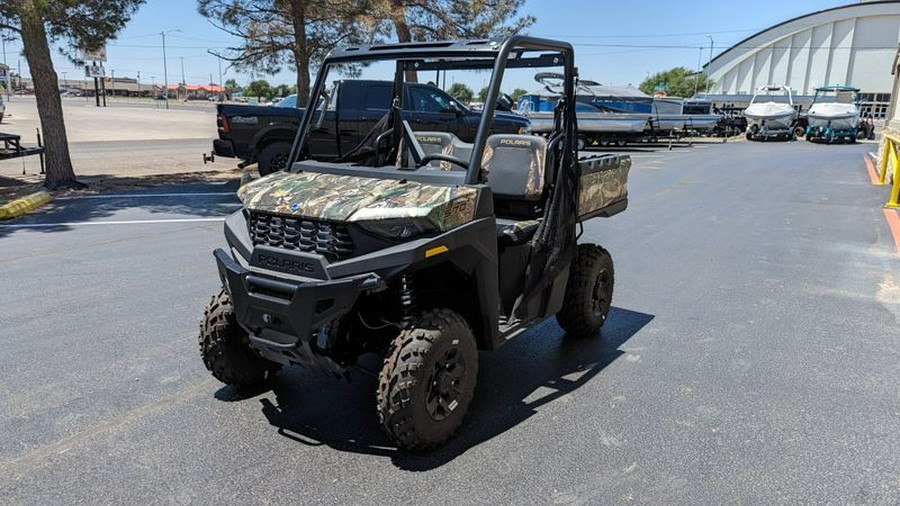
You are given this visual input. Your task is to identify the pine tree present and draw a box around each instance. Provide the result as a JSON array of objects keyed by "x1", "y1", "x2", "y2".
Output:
[
  {"x1": 373, "y1": 0, "x2": 535, "y2": 82},
  {"x1": 0, "y1": 0, "x2": 145, "y2": 189},
  {"x1": 198, "y1": 0, "x2": 382, "y2": 103}
]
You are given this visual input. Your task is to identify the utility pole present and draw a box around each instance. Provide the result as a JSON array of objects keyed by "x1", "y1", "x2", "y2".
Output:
[
  {"x1": 137, "y1": 70, "x2": 141, "y2": 98},
  {"x1": 1, "y1": 32, "x2": 10, "y2": 100},
  {"x1": 208, "y1": 49, "x2": 225, "y2": 100},
  {"x1": 160, "y1": 29, "x2": 180, "y2": 110},
  {"x1": 111, "y1": 69, "x2": 115, "y2": 97},
  {"x1": 706, "y1": 35, "x2": 714, "y2": 94},
  {"x1": 180, "y1": 56, "x2": 186, "y2": 101}
]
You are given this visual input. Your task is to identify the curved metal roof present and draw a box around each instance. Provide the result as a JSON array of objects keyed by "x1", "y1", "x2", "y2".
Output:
[{"x1": 706, "y1": 1, "x2": 900, "y2": 69}]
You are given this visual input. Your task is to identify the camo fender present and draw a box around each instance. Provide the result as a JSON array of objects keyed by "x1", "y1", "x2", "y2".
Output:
[{"x1": 578, "y1": 155, "x2": 630, "y2": 215}]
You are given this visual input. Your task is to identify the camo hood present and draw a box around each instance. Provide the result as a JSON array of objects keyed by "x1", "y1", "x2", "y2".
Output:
[{"x1": 238, "y1": 171, "x2": 477, "y2": 231}]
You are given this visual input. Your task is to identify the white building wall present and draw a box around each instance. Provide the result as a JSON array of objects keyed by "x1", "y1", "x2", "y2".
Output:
[
  {"x1": 706, "y1": 2, "x2": 900, "y2": 96},
  {"x1": 787, "y1": 30, "x2": 812, "y2": 93}
]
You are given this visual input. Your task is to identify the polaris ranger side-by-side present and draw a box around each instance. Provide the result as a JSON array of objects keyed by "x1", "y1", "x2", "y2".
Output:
[{"x1": 199, "y1": 36, "x2": 631, "y2": 450}]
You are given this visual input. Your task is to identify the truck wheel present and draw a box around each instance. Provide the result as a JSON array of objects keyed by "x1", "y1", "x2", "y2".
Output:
[
  {"x1": 377, "y1": 308, "x2": 478, "y2": 450},
  {"x1": 557, "y1": 244, "x2": 614, "y2": 338},
  {"x1": 793, "y1": 126, "x2": 805, "y2": 139},
  {"x1": 257, "y1": 141, "x2": 291, "y2": 176},
  {"x1": 199, "y1": 289, "x2": 281, "y2": 388}
]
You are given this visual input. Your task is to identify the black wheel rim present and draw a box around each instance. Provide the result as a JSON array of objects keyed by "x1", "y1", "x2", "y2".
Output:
[
  {"x1": 591, "y1": 268, "x2": 611, "y2": 319},
  {"x1": 425, "y1": 347, "x2": 467, "y2": 421},
  {"x1": 271, "y1": 152, "x2": 288, "y2": 171}
]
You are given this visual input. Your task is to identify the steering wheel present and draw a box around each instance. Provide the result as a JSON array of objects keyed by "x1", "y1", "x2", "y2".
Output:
[{"x1": 418, "y1": 153, "x2": 469, "y2": 170}]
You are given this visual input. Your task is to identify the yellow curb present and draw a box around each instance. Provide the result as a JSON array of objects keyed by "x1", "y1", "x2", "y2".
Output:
[{"x1": 0, "y1": 191, "x2": 53, "y2": 220}]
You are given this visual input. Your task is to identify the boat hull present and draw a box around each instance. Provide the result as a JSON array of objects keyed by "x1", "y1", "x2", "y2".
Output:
[
  {"x1": 744, "y1": 102, "x2": 796, "y2": 131},
  {"x1": 807, "y1": 103, "x2": 859, "y2": 131},
  {"x1": 528, "y1": 112, "x2": 649, "y2": 134}
]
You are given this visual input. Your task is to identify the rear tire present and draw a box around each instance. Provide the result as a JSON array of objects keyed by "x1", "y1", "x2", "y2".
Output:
[
  {"x1": 257, "y1": 141, "x2": 292, "y2": 176},
  {"x1": 199, "y1": 289, "x2": 281, "y2": 388},
  {"x1": 377, "y1": 309, "x2": 478, "y2": 450},
  {"x1": 557, "y1": 244, "x2": 614, "y2": 338}
]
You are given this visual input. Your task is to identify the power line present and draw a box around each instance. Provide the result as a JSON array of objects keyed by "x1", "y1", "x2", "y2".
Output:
[{"x1": 532, "y1": 28, "x2": 762, "y2": 39}]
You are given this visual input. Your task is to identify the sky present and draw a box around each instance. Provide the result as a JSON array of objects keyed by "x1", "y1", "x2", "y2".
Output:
[{"x1": 1, "y1": 0, "x2": 854, "y2": 93}]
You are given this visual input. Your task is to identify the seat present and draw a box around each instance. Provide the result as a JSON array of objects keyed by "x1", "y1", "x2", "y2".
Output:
[
  {"x1": 398, "y1": 131, "x2": 472, "y2": 170},
  {"x1": 481, "y1": 134, "x2": 548, "y2": 245},
  {"x1": 495, "y1": 218, "x2": 540, "y2": 246},
  {"x1": 481, "y1": 134, "x2": 547, "y2": 200}
]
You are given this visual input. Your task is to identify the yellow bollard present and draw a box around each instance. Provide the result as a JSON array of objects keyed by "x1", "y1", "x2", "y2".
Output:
[{"x1": 878, "y1": 138, "x2": 891, "y2": 184}]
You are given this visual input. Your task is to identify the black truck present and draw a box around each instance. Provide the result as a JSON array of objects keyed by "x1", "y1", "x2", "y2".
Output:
[{"x1": 213, "y1": 79, "x2": 531, "y2": 175}]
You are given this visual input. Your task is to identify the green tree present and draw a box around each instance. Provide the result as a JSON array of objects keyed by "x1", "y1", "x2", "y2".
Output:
[
  {"x1": 0, "y1": 0, "x2": 145, "y2": 189},
  {"x1": 448, "y1": 82, "x2": 473, "y2": 104},
  {"x1": 639, "y1": 66, "x2": 713, "y2": 98},
  {"x1": 373, "y1": 0, "x2": 534, "y2": 82},
  {"x1": 247, "y1": 79, "x2": 272, "y2": 99},
  {"x1": 510, "y1": 88, "x2": 528, "y2": 102},
  {"x1": 224, "y1": 78, "x2": 242, "y2": 93},
  {"x1": 477, "y1": 86, "x2": 489, "y2": 103},
  {"x1": 198, "y1": 0, "x2": 381, "y2": 102},
  {"x1": 274, "y1": 83, "x2": 297, "y2": 97}
]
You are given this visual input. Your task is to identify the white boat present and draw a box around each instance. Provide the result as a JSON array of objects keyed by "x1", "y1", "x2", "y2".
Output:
[
  {"x1": 651, "y1": 98, "x2": 720, "y2": 133},
  {"x1": 807, "y1": 86, "x2": 860, "y2": 132},
  {"x1": 744, "y1": 85, "x2": 797, "y2": 131},
  {"x1": 525, "y1": 111, "x2": 649, "y2": 134}
]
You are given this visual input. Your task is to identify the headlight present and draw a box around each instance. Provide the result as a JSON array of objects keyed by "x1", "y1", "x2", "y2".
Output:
[
  {"x1": 357, "y1": 218, "x2": 435, "y2": 239},
  {"x1": 518, "y1": 125, "x2": 531, "y2": 134}
]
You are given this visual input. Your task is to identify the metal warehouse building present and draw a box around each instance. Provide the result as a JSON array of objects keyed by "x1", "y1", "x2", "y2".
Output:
[{"x1": 705, "y1": 1, "x2": 900, "y2": 118}]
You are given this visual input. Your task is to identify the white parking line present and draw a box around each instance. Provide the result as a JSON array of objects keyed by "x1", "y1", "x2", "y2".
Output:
[
  {"x1": 0, "y1": 217, "x2": 226, "y2": 228},
  {"x1": 55, "y1": 192, "x2": 236, "y2": 200}
]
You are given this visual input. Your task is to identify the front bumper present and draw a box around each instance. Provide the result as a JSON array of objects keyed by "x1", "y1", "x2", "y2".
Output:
[{"x1": 214, "y1": 248, "x2": 383, "y2": 374}]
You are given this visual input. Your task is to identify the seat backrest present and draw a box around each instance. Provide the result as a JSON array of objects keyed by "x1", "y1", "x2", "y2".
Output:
[{"x1": 481, "y1": 134, "x2": 547, "y2": 200}]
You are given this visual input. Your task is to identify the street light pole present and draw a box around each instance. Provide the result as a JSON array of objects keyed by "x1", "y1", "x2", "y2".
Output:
[
  {"x1": 707, "y1": 35, "x2": 714, "y2": 94},
  {"x1": 694, "y1": 47, "x2": 702, "y2": 97},
  {"x1": 160, "y1": 29, "x2": 180, "y2": 110},
  {"x1": 137, "y1": 70, "x2": 141, "y2": 98},
  {"x1": 1, "y1": 31, "x2": 10, "y2": 100}
]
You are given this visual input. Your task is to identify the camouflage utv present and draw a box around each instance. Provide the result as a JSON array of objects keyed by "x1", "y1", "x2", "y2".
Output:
[{"x1": 199, "y1": 36, "x2": 631, "y2": 450}]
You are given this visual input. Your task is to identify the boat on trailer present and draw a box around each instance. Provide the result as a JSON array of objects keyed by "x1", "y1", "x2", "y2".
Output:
[
  {"x1": 805, "y1": 86, "x2": 861, "y2": 143},
  {"x1": 744, "y1": 85, "x2": 800, "y2": 141},
  {"x1": 518, "y1": 73, "x2": 652, "y2": 147},
  {"x1": 651, "y1": 98, "x2": 721, "y2": 136}
]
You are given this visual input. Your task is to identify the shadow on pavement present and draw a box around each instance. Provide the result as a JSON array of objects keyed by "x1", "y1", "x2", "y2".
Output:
[
  {"x1": 0, "y1": 178, "x2": 241, "y2": 238},
  {"x1": 248, "y1": 306, "x2": 654, "y2": 471}
]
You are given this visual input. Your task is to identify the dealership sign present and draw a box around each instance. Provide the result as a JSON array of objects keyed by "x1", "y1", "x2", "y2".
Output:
[{"x1": 84, "y1": 64, "x2": 106, "y2": 78}]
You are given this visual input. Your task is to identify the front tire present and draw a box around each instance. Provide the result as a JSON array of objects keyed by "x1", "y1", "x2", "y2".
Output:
[
  {"x1": 377, "y1": 309, "x2": 478, "y2": 450},
  {"x1": 199, "y1": 289, "x2": 281, "y2": 388},
  {"x1": 257, "y1": 141, "x2": 292, "y2": 176},
  {"x1": 557, "y1": 244, "x2": 614, "y2": 338}
]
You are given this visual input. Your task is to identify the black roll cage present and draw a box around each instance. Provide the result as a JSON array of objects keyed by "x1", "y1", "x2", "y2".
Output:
[{"x1": 287, "y1": 36, "x2": 577, "y2": 186}]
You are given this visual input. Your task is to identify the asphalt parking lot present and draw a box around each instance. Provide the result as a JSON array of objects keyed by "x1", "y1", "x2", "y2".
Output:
[{"x1": 2, "y1": 140, "x2": 899, "y2": 503}]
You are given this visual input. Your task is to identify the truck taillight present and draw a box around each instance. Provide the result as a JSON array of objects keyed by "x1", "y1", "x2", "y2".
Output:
[{"x1": 217, "y1": 114, "x2": 231, "y2": 135}]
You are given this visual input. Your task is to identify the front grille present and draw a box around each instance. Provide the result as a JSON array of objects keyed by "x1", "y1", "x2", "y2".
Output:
[{"x1": 248, "y1": 212, "x2": 355, "y2": 262}]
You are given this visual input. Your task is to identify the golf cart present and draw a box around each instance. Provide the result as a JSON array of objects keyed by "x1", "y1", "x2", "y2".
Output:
[{"x1": 199, "y1": 36, "x2": 631, "y2": 450}]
